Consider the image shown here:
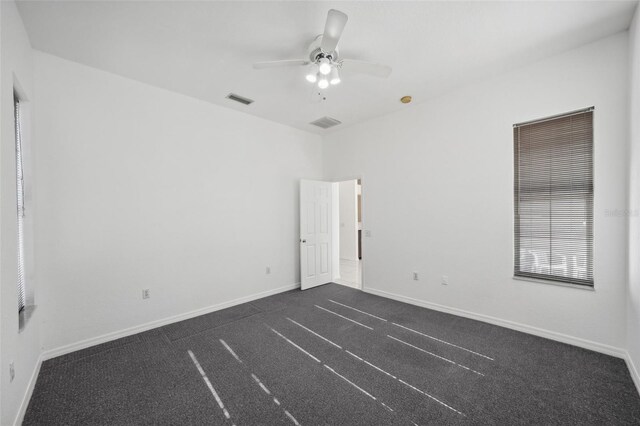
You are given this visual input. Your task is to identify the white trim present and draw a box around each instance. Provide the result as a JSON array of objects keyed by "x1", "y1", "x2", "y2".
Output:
[
  {"x1": 512, "y1": 276, "x2": 595, "y2": 291},
  {"x1": 624, "y1": 351, "x2": 640, "y2": 396},
  {"x1": 13, "y1": 352, "x2": 44, "y2": 426},
  {"x1": 329, "y1": 175, "x2": 365, "y2": 291},
  {"x1": 362, "y1": 287, "x2": 625, "y2": 359},
  {"x1": 42, "y1": 283, "x2": 300, "y2": 361}
]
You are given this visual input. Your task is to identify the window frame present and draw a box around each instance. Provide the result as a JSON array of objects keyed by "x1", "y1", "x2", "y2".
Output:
[
  {"x1": 14, "y1": 90, "x2": 27, "y2": 313},
  {"x1": 513, "y1": 107, "x2": 595, "y2": 288}
]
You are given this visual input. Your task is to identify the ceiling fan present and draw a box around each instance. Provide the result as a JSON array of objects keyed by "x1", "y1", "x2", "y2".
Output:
[{"x1": 253, "y1": 9, "x2": 392, "y2": 89}]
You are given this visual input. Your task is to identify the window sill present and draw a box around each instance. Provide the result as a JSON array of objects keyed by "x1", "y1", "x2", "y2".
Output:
[
  {"x1": 19, "y1": 305, "x2": 37, "y2": 332},
  {"x1": 512, "y1": 276, "x2": 595, "y2": 291}
]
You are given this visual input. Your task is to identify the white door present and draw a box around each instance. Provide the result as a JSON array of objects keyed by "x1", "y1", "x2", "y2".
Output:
[{"x1": 300, "y1": 180, "x2": 332, "y2": 290}]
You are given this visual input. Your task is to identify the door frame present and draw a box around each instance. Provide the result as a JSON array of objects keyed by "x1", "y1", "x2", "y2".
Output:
[{"x1": 329, "y1": 175, "x2": 365, "y2": 291}]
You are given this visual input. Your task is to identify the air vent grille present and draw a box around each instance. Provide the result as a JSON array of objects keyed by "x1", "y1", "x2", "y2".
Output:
[
  {"x1": 226, "y1": 93, "x2": 254, "y2": 105},
  {"x1": 310, "y1": 116, "x2": 342, "y2": 129}
]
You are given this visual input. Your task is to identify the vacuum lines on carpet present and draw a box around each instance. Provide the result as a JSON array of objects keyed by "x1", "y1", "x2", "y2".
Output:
[{"x1": 188, "y1": 298, "x2": 496, "y2": 424}]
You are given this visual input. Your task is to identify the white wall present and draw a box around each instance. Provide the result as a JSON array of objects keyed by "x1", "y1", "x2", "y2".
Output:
[
  {"x1": 628, "y1": 5, "x2": 640, "y2": 386},
  {"x1": 33, "y1": 52, "x2": 323, "y2": 352},
  {"x1": 324, "y1": 32, "x2": 629, "y2": 353},
  {"x1": 1, "y1": 1, "x2": 42, "y2": 425},
  {"x1": 339, "y1": 180, "x2": 358, "y2": 261}
]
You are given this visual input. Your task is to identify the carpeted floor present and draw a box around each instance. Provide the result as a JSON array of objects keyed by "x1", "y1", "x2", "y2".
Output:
[{"x1": 24, "y1": 283, "x2": 640, "y2": 425}]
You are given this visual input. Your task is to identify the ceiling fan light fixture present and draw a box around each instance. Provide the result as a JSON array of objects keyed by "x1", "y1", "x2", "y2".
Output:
[
  {"x1": 330, "y1": 67, "x2": 341, "y2": 85},
  {"x1": 318, "y1": 78, "x2": 329, "y2": 89},
  {"x1": 305, "y1": 64, "x2": 318, "y2": 83},
  {"x1": 252, "y1": 10, "x2": 392, "y2": 94},
  {"x1": 318, "y1": 58, "x2": 332, "y2": 75}
]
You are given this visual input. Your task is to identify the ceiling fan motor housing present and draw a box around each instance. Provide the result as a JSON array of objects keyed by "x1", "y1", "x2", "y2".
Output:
[{"x1": 308, "y1": 35, "x2": 339, "y2": 63}]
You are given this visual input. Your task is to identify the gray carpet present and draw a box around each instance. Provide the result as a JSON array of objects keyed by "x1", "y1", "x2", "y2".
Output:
[{"x1": 24, "y1": 283, "x2": 640, "y2": 425}]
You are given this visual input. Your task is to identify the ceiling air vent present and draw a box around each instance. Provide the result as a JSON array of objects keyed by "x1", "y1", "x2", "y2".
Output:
[
  {"x1": 226, "y1": 93, "x2": 254, "y2": 106},
  {"x1": 310, "y1": 116, "x2": 342, "y2": 129}
]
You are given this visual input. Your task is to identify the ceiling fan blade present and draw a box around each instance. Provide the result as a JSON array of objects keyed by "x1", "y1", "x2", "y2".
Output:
[
  {"x1": 339, "y1": 59, "x2": 392, "y2": 78},
  {"x1": 253, "y1": 60, "x2": 309, "y2": 70},
  {"x1": 321, "y1": 9, "x2": 348, "y2": 54}
]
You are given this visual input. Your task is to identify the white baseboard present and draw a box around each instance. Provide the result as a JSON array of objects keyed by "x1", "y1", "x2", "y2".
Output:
[
  {"x1": 13, "y1": 352, "x2": 44, "y2": 426},
  {"x1": 41, "y1": 282, "x2": 300, "y2": 361},
  {"x1": 363, "y1": 287, "x2": 626, "y2": 359},
  {"x1": 334, "y1": 279, "x2": 362, "y2": 289},
  {"x1": 624, "y1": 351, "x2": 640, "y2": 396}
]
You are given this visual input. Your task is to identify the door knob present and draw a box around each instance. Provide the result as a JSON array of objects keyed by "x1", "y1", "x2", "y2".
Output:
[{"x1": 301, "y1": 239, "x2": 306, "y2": 243}]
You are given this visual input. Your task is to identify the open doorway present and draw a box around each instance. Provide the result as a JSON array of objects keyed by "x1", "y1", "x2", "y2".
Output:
[{"x1": 334, "y1": 179, "x2": 362, "y2": 289}]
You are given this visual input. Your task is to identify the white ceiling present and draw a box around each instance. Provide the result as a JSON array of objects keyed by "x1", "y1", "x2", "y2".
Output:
[{"x1": 16, "y1": 0, "x2": 638, "y2": 134}]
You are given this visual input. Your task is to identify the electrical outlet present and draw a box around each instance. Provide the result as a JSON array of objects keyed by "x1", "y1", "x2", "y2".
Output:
[
  {"x1": 142, "y1": 289, "x2": 150, "y2": 299},
  {"x1": 441, "y1": 275, "x2": 449, "y2": 285},
  {"x1": 413, "y1": 272, "x2": 419, "y2": 281},
  {"x1": 9, "y1": 362, "x2": 15, "y2": 382},
  {"x1": 266, "y1": 266, "x2": 271, "y2": 274}
]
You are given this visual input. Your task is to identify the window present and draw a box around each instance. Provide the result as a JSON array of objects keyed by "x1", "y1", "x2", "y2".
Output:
[
  {"x1": 513, "y1": 108, "x2": 594, "y2": 287},
  {"x1": 14, "y1": 91, "x2": 26, "y2": 311}
]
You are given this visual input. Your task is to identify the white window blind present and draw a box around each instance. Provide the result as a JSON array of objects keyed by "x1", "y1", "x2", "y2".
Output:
[
  {"x1": 513, "y1": 108, "x2": 594, "y2": 287},
  {"x1": 14, "y1": 92, "x2": 26, "y2": 311}
]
